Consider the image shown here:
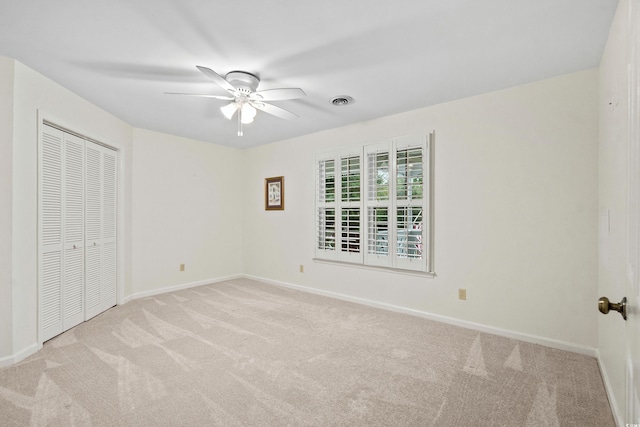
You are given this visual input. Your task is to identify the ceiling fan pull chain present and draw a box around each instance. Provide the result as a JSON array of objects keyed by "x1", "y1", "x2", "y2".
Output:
[{"x1": 238, "y1": 106, "x2": 243, "y2": 136}]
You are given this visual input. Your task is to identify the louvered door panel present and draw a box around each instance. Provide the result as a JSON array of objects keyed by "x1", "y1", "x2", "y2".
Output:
[
  {"x1": 85, "y1": 145, "x2": 101, "y2": 241},
  {"x1": 85, "y1": 141, "x2": 118, "y2": 316},
  {"x1": 41, "y1": 131, "x2": 63, "y2": 247},
  {"x1": 102, "y1": 241, "x2": 117, "y2": 309},
  {"x1": 85, "y1": 244, "x2": 101, "y2": 319},
  {"x1": 101, "y1": 147, "x2": 117, "y2": 310},
  {"x1": 40, "y1": 126, "x2": 118, "y2": 341},
  {"x1": 103, "y1": 150, "x2": 116, "y2": 241},
  {"x1": 63, "y1": 246, "x2": 84, "y2": 329},
  {"x1": 84, "y1": 143, "x2": 102, "y2": 320},
  {"x1": 62, "y1": 133, "x2": 85, "y2": 330},
  {"x1": 64, "y1": 135, "x2": 84, "y2": 244},
  {"x1": 39, "y1": 125, "x2": 64, "y2": 341},
  {"x1": 41, "y1": 251, "x2": 62, "y2": 331}
]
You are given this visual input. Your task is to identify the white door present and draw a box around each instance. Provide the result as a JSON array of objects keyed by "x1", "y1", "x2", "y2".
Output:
[
  {"x1": 39, "y1": 125, "x2": 64, "y2": 341},
  {"x1": 85, "y1": 141, "x2": 117, "y2": 319},
  {"x1": 61, "y1": 132, "x2": 85, "y2": 331},
  {"x1": 101, "y1": 146, "x2": 117, "y2": 312},
  {"x1": 626, "y1": 0, "x2": 640, "y2": 421},
  {"x1": 40, "y1": 125, "x2": 118, "y2": 340},
  {"x1": 84, "y1": 141, "x2": 102, "y2": 320},
  {"x1": 39, "y1": 126, "x2": 86, "y2": 341}
]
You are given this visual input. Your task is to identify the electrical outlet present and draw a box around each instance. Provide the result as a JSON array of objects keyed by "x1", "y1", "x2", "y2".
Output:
[
  {"x1": 180, "y1": 263, "x2": 185, "y2": 272},
  {"x1": 299, "y1": 265, "x2": 304, "y2": 273},
  {"x1": 458, "y1": 288, "x2": 467, "y2": 300}
]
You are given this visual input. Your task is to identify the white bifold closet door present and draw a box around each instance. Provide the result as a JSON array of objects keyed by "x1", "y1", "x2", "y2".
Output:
[
  {"x1": 85, "y1": 142, "x2": 117, "y2": 320},
  {"x1": 39, "y1": 124, "x2": 117, "y2": 342},
  {"x1": 39, "y1": 127, "x2": 85, "y2": 340}
]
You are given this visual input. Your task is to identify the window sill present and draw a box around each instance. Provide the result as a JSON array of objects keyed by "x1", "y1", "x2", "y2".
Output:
[{"x1": 312, "y1": 258, "x2": 437, "y2": 278}]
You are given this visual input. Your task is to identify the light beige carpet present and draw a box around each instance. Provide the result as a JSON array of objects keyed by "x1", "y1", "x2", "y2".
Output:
[{"x1": 0, "y1": 278, "x2": 614, "y2": 426}]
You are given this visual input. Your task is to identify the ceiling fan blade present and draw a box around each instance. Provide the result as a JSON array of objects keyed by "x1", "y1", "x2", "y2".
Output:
[
  {"x1": 250, "y1": 88, "x2": 306, "y2": 101},
  {"x1": 251, "y1": 102, "x2": 299, "y2": 120},
  {"x1": 164, "y1": 92, "x2": 234, "y2": 100},
  {"x1": 196, "y1": 65, "x2": 237, "y2": 94}
]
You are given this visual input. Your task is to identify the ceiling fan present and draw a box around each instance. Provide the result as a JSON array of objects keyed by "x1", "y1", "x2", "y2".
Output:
[{"x1": 166, "y1": 66, "x2": 306, "y2": 136}]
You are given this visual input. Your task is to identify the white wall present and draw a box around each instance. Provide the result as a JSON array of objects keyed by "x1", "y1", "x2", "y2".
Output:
[
  {"x1": 598, "y1": 0, "x2": 629, "y2": 421},
  {"x1": 242, "y1": 69, "x2": 600, "y2": 349},
  {"x1": 8, "y1": 59, "x2": 133, "y2": 362},
  {"x1": 0, "y1": 57, "x2": 14, "y2": 359},
  {"x1": 131, "y1": 129, "x2": 243, "y2": 296}
]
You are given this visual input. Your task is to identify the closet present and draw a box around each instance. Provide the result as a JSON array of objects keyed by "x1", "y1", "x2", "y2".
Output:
[{"x1": 39, "y1": 124, "x2": 117, "y2": 342}]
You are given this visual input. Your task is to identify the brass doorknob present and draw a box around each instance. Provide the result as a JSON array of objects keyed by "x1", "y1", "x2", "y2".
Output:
[{"x1": 598, "y1": 296, "x2": 627, "y2": 321}]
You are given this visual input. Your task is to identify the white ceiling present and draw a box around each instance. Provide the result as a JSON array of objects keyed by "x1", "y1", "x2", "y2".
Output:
[{"x1": 0, "y1": 0, "x2": 617, "y2": 148}]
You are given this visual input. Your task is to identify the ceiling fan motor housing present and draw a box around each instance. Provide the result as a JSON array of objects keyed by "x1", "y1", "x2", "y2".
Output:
[{"x1": 225, "y1": 71, "x2": 260, "y2": 94}]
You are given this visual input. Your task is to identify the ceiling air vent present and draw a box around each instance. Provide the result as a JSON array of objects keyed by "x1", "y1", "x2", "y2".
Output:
[{"x1": 330, "y1": 95, "x2": 354, "y2": 106}]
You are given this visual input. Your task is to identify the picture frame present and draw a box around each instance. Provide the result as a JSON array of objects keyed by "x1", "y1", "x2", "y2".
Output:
[{"x1": 265, "y1": 176, "x2": 284, "y2": 210}]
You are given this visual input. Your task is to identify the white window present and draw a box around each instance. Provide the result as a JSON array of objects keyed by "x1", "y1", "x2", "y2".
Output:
[{"x1": 315, "y1": 133, "x2": 434, "y2": 274}]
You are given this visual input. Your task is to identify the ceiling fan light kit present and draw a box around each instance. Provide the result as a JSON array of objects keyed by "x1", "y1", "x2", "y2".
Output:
[
  {"x1": 240, "y1": 103, "x2": 257, "y2": 123},
  {"x1": 220, "y1": 102, "x2": 238, "y2": 120},
  {"x1": 166, "y1": 66, "x2": 306, "y2": 137}
]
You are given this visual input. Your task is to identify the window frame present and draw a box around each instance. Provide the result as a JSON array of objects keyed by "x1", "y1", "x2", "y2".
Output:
[{"x1": 314, "y1": 133, "x2": 435, "y2": 275}]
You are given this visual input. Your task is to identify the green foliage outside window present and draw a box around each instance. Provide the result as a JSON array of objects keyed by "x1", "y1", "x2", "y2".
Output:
[
  {"x1": 323, "y1": 160, "x2": 335, "y2": 203},
  {"x1": 397, "y1": 148, "x2": 423, "y2": 200},
  {"x1": 341, "y1": 157, "x2": 360, "y2": 202}
]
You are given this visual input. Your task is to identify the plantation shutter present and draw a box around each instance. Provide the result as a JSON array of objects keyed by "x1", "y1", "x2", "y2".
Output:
[
  {"x1": 314, "y1": 133, "x2": 434, "y2": 273},
  {"x1": 316, "y1": 154, "x2": 338, "y2": 260},
  {"x1": 394, "y1": 135, "x2": 428, "y2": 272},
  {"x1": 364, "y1": 143, "x2": 392, "y2": 267},
  {"x1": 339, "y1": 150, "x2": 362, "y2": 263}
]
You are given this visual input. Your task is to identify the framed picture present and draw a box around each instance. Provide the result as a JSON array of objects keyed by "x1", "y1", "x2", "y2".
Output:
[{"x1": 265, "y1": 176, "x2": 284, "y2": 210}]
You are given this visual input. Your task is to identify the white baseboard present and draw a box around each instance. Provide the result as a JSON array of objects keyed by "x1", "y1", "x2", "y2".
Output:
[
  {"x1": 0, "y1": 342, "x2": 42, "y2": 369},
  {"x1": 244, "y1": 274, "x2": 598, "y2": 358},
  {"x1": 596, "y1": 350, "x2": 624, "y2": 427},
  {"x1": 121, "y1": 274, "x2": 243, "y2": 304}
]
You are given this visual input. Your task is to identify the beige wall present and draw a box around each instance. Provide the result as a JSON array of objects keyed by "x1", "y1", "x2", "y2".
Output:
[
  {"x1": 598, "y1": 0, "x2": 629, "y2": 422},
  {"x1": 130, "y1": 128, "x2": 244, "y2": 295},
  {"x1": 242, "y1": 69, "x2": 600, "y2": 349}
]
